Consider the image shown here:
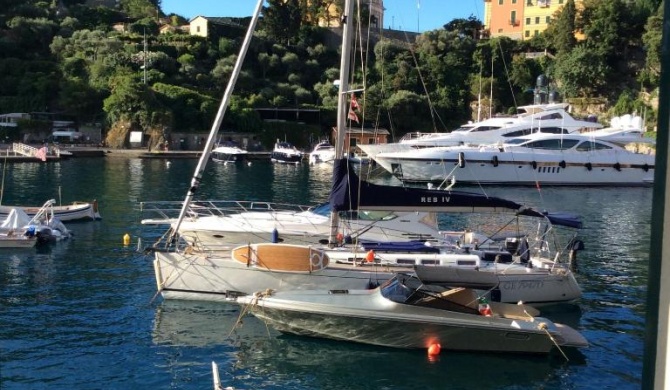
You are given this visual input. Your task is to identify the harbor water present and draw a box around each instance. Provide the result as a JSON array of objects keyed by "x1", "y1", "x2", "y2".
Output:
[{"x1": 0, "y1": 157, "x2": 652, "y2": 389}]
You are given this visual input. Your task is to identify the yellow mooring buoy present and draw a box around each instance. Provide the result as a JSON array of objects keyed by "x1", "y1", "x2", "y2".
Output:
[{"x1": 123, "y1": 233, "x2": 131, "y2": 246}]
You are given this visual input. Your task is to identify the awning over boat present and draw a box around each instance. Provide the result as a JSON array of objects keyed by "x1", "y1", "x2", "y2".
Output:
[{"x1": 329, "y1": 158, "x2": 582, "y2": 229}]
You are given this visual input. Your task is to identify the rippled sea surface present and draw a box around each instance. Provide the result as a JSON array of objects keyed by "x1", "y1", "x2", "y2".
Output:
[{"x1": 0, "y1": 157, "x2": 652, "y2": 389}]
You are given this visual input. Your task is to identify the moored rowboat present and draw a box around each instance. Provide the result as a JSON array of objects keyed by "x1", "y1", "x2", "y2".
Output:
[{"x1": 0, "y1": 200, "x2": 101, "y2": 222}]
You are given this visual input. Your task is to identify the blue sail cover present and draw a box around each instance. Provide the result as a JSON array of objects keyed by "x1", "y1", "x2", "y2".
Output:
[
  {"x1": 329, "y1": 158, "x2": 582, "y2": 228},
  {"x1": 544, "y1": 211, "x2": 583, "y2": 229}
]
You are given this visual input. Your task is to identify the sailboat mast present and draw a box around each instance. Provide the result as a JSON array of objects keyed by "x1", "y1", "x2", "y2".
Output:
[
  {"x1": 335, "y1": 0, "x2": 355, "y2": 161},
  {"x1": 169, "y1": 0, "x2": 263, "y2": 243},
  {"x1": 329, "y1": 0, "x2": 355, "y2": 245}
]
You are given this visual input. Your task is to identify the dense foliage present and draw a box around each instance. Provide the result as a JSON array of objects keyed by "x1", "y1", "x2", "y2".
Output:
[{"x1": 0, "y1": 0, "x2": 663, "y2": 147}]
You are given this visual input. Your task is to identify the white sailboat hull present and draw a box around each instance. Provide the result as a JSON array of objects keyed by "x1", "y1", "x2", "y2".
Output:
[{"x1": 152, "y1": 248, "x2": 581, "y2": 305}]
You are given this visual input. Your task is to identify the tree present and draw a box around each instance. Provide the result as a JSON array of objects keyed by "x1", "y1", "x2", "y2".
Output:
[
  {"x1": 581, "y1": 0, "x2": 627, "y2": 59},
  {"x1": 443, "y1": 16, "x2": 483, "y2": 40},
  {"x1": 119, "y1": 0, "x2": 159, "y2": 19},
  {"x1": 553, "y1": 45, "x2": 609, "y2": 98},
  {"x1": 545, "y1": 0, "x2": 576, "y2": 55},
  {"x1": 261, "y1": 0, "x2": 302, "y2": 43},
  {"x1": 508, "y1": 55, "x2": 544, "y2": 102},
  {"x1": 6, "y1": 17, "x2": 59, "y2": 58},
  {"x1": 58, "y1": 77, "x2": 104, "y2": 123},
  {"x1": 639, "y1": 1, "x2": 663, "y2": 88}
]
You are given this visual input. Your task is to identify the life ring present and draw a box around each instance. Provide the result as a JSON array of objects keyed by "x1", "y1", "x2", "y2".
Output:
[
  {"x1": 491, "y1": 155, "x2": 499, "y2": 167},
  {"x1": 614, "y1": 162, "x2": 621, "y2": 171},
  {"x1": 310, "y1": 250, "x2": 327, "y2": 270},
  {"x1": 559, "y1": 160, "x2": 566, "y2": 169},
  {"x1": 458, "y1": 152, "x2": 465, "y2": 168},
  {"x1": 531, "y1": 161, "x2": 537, "y2": 169},
  {"x1": 585, "y1": 162, "x2": 592, "y2": 171}
]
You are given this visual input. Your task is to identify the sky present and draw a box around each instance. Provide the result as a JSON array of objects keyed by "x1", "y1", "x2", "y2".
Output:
[{"x1": 160, "y1": 0, "x2": 485, "y2": 33}]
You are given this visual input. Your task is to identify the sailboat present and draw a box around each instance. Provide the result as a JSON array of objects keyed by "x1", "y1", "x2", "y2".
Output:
[{"x1": 144, "y1": 0, "x2": 584, "y2": 306}]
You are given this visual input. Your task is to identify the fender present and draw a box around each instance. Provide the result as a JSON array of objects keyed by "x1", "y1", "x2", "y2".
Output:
[{"x1": 458, "y1": 152, "x2": 465, "y2": 168}]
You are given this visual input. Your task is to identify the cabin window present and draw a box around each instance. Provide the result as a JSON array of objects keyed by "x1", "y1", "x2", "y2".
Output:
[
  {"x1": 575, "y1": 141, "x2": 613, "y2": 151},
  {"x1": 538, "y1": 112, "x2": 563, "y2": 120},
  {"x1": 368, "y1": 138, "x2": 375, "y2": 144},
  {"x1": 471, "y1": 126, "x2": 503, "y2": 133},
  {"x1": 526, "y1": 139, "x2": 579, "y2": 150},
  {"x1": 502, "y1": 128, "x2": 533, "y2": 137},
  {"x1": 539, "y1": 127, "x2": 570, "y2": 134}
]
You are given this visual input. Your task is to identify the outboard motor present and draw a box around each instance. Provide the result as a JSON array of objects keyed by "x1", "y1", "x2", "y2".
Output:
[
  {"x1": 49, "y1": 218, "x2": 70, "y2": 240},
  {"x1": 568, "y1": 239, "x2": 585, "y2": 271},
  {"x1": 518, "y1": 238, "x2": 530, "y2": 264},
  {"x1": 33, "y1": 225, "x2": 55, "y2": 244}
]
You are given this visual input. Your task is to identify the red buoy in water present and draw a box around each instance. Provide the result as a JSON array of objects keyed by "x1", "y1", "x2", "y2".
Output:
[
  {"x1": 365, "y1": 250, "x2": 375, "y2": 262},
  {"x1": 428, "y1": 343, "x2": 441, "y2": 356}
]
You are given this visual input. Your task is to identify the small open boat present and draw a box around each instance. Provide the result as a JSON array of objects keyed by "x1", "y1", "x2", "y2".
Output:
[
  {"x1": 270, "y1": 140, "x2": 303, "y2": 164},
  {"x1": 0, "y1": 201, "x2": 72, "y2": 245},
  {"x1": 0, "y1": 200, "x2": 101, "y2": 222},
  {"x1": 211, "y1": 142, "x2": 248, "y2": 164},
  {"x1": 238, "y1": 271, "x2": 588, "y2": 354},
  {"x1": 308, "y1": 141, "x2": 336, "y2": 164},
  {"x1": 0, "y1": 229, "x2": 37, "y2": 248}
]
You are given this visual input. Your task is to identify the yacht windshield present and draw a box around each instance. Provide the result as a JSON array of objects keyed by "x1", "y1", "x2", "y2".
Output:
[
  {"x1": 469, "y1": 126, "x2": 503, "y2": 133},
  {"x1": 308, "y1": 203, "x2": 396, "y2": 220},
  {"x1": 505, "y1": 138, "x2": 528, "y2": 145},
  {"x1": 380, "y1": 276, "x2": 414, "y2": 303}
]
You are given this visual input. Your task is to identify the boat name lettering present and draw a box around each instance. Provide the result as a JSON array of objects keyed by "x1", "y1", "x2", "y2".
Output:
[
  {"x1": 420, "y1": 196, "x2": 450, "y2": 203},
  {"x1": 500, "y1": 280, "x2": 545, "y2": 290}
]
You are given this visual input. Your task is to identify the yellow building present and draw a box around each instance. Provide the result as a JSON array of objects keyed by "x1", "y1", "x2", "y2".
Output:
[
  {"x1": 190, "y1": 1, "x2": 385, "y2": 37},
  {"x1": 483, "y1": 0, "x2": 584, "y2": 40},
  {"x1": 317, "y1": 0, "x2": 384, "y2": 29}
]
